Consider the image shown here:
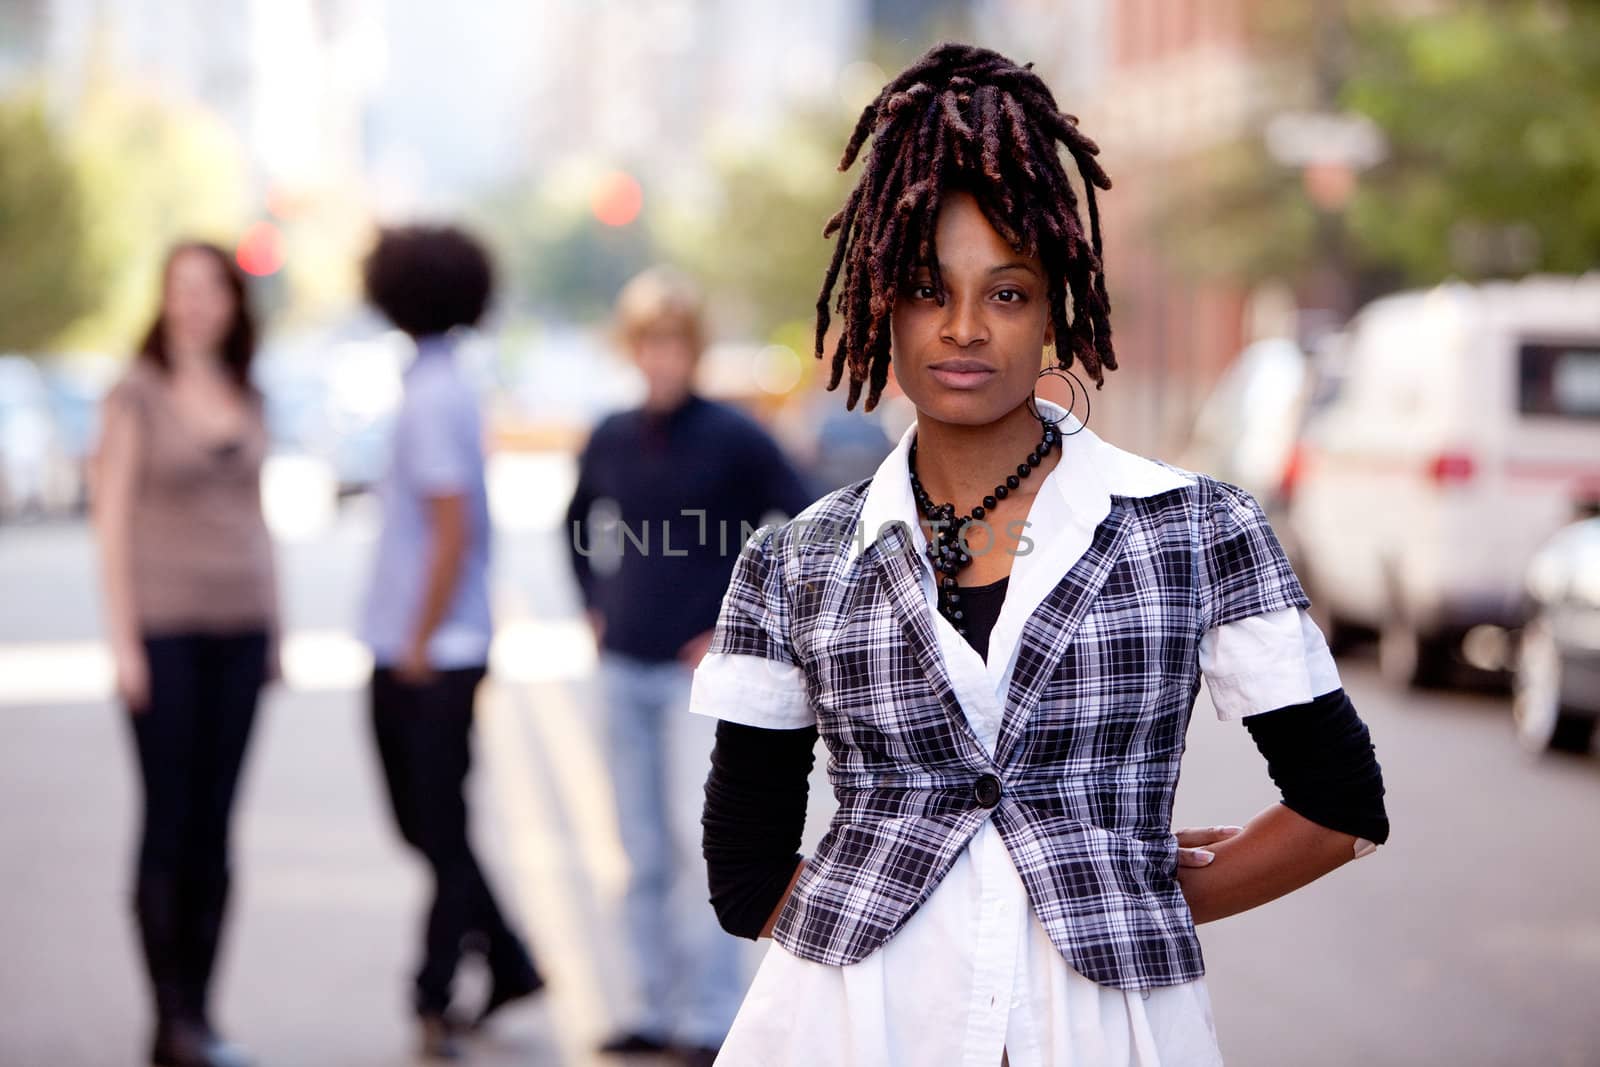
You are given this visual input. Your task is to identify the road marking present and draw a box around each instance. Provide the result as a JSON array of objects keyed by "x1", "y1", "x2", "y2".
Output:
[
  {"x1": 0, "y1": 623, "x2": 592, "y2": 706},
  {"x1": 0, "y1": 640, "x2": 113, "y2": 704},
  {"x1": 513, "y1": 679, "x2": 628, "y2": 899},
  {"x1": 478, "y1": 681, "x2": 607, "y2": 1062},
  {"x1": 480, "y1": 585, "x2": 633, "y2": 1060},
  {"x1": 0, "y1": 632, "x2": 375, "y2": 706},
  {"x1": 492, "y1": 587, "x2": 625, "y2": 897}
]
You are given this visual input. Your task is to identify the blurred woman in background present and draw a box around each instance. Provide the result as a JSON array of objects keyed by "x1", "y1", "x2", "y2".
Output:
[{"x1": 95, "y1": 241, "x2": 278, "y2": 1067}]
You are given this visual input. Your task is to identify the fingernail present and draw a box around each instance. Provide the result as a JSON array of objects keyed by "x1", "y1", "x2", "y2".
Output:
[
  {"x1": 1352, "y1": 838, "x2": 1377, "y2": 860},
  {"x1": 1195, "y1": 850, "x2": 1215, "y2": 865},
  {"x1": 1220, "y1": 825, "x2": 1244, "y2": 834}
]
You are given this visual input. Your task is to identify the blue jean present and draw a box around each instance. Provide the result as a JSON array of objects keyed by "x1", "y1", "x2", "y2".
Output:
[{"x1": 599, "y1": 651, "x2": 743, "y2": 1047}]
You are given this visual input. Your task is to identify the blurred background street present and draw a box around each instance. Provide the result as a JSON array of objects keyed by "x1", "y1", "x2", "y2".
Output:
[
  {"x1": 2, "y1": 483, "x2": 1598, "y2": 1066},
  {"x1": 4, "y1": 0, "x2": 1600, "y2": 1064}
]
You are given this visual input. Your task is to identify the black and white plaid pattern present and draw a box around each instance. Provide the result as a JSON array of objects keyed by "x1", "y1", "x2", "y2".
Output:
[{"x1": 706, "y1": 471, "x2": 1308, "y2": 991}]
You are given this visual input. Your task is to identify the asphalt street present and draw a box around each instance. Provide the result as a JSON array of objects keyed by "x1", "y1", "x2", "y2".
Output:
[{"x1": 1, "y1": 456, "x2": 1596, "y2": 1066}]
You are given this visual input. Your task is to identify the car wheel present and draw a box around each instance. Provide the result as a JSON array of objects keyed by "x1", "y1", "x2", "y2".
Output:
[
  {"x1": 1514, "y1": 616, "x2": 1597, "y2": 755},
  {"x1": 1379, "y1": 622, "x2": 1453, "y2": 690}
]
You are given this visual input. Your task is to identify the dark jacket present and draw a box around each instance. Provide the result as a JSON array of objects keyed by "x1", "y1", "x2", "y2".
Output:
[{"x1": 565, "y1": 394, "x2": 815, "y2": 663}]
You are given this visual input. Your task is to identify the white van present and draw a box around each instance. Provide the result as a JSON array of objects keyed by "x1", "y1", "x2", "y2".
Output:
[{"x1": 1285, "y1": 274, "x2": 1600, "y2": 687}]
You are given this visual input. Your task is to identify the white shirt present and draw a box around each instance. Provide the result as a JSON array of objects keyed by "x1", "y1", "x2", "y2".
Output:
[{"x1": 690, "y1": 401, "x2": 1341, "y2": 1066}]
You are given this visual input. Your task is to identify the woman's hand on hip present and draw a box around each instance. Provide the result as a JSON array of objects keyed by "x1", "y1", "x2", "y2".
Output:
[
  {"x1": 1174, "y1": 825, "x2": 1244, "y2": 867},
  {"x1": 761, "y1": 859, "x2": 807, "y2": 939}
]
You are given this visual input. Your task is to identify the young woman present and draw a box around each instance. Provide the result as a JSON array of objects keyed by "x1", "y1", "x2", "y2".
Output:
[
  {"x1": 694, "y1": 44, "x2": 1389, "y2": 1065},
  {"x1": 96, "y1": 242, "x2": 278, "y2": 1067}
]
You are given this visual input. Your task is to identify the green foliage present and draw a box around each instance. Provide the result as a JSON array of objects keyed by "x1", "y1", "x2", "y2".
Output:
[
  {"x1": 655, "y1": 109, "x2": 854, "y2": 341},
  {"x1": 1343, "y1": 0, "x2": 1600, "y2": 280},
  {"x1": 0, "y1": 92, "x2": 99, "y2": 353},
  {"x1": 470, "y1": 163, "x2": 659, "y2": 324},
  {"x1": 1157, "y1": 1, "x2": 1600, "y2": 293},
  {"x1": 475, "y1": 109, "x2": 855, "y2": 347},
  {"x1": 61, "y1": 80, "x2": 249, "y2": 352},
  {"x1": 1152, "y1": 138, "x2": 1320, "y2": 285}
]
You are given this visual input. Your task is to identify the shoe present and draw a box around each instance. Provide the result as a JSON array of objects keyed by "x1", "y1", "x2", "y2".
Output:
[
  {"x1": 597, "y1": 1030, "x2": 671, "y2": 1055},
  {"x1": 150, "y1": 1020, "x2": 253, "y2": 1067},
  {"x1": 675, "y1": 1046, "x2": 720, "y2": 1067},
  {"x1": 418, "y1": 1013, "x2": 464, "y2": 1061},
  {"x1": 473, "y1": 961, "x2": 546, "y2": 1029}
]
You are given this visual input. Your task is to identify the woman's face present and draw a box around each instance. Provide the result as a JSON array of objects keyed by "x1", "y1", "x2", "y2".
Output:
[
  {"x1": 890, "y1": 190, "x2": 1053, "y2": 427},
  {"x1": 162, "y1": 248, "x2": 237, "y2": 359}
]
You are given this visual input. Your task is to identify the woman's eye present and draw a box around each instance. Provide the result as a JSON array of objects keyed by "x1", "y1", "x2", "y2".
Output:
[
  {"x1": 911, "y1": 284, "x2": 938, "y2": 300},
  {"x1": 994, "y1": 288, "x2": 1025, "y2": 303}
]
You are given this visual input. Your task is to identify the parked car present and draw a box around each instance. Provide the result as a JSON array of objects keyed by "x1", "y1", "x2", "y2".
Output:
[
  {"x1": 1181, "y1": 337, "x2": 1312, "y2": 512},
  {"x1": 0, "y1": 355, "x2": 78, "y2": 520},
  {"x1": 1286, "y1": 275, "x2": 1600, "y2": 688},
  {"x1": 44, "y1": 354, "x2": 117, "y2": 513},
  {"x1": 1182, "y1": 336, "x2": 1352, "y2": 646},
  {"x1": 256, "y1": 333, "x2": 405, "y2": 498},
  {"x1": 1514, "y1": 517, "x2": 1600, "y2": 755},
  {"x1": 322, "y1": 337, "x2": 405, "y2": 496}
]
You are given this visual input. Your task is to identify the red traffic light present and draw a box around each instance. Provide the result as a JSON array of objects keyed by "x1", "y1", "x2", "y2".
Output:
[{"x1": 236, "y1": 222, "x2": 285, "y2": 276}]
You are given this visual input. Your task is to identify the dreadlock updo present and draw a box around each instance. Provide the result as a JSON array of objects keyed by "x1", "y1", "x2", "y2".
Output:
[{"x1": 815, "y1": 42, "x2": 1116, "y2": 412}]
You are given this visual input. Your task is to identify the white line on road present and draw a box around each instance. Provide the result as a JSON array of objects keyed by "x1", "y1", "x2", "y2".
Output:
[
  {"x1": 492, "y1": 586, "x2": 626, "y2": 898},
  {"x1": 478, "y1": 681, "x2": 609, "y2": 1064},
  {"x1": 0, "y1": 622, "x2": 594, "y2": 706}
]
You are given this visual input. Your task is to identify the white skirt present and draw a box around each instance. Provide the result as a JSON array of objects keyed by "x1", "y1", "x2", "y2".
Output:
[{"x1": 715, "y1": 823, "x2": 1224, "y2": 1067}]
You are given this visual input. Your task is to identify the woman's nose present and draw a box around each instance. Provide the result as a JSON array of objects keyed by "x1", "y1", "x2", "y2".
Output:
[{"x1": 939, "y1": 297, "x2": 989, "y2": 347}]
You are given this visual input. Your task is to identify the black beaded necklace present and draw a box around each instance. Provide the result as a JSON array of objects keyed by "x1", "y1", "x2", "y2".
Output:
[{"x1": 908, "y1": 418, "x2": 1059, "y2": 636}]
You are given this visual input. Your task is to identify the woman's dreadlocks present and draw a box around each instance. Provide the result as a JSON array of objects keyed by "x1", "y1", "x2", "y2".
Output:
[{"x1": 815, "y1": 42, "x2": 1116, "y2": 411}]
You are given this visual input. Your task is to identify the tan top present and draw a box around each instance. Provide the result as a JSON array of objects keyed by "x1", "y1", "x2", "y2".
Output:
[{"x1": 108, "y1": 361, "x2": 277, "y2": 634}]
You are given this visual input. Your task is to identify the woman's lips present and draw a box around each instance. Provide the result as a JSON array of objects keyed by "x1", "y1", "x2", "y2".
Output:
[{"x1": 927, "y1": 360, "x2": 997, "y2": 390}]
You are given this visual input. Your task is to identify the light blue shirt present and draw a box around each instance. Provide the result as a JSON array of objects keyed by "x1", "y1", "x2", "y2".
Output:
[{"x1": 360, "y1": 334, "x2": 493, "y2": 668}]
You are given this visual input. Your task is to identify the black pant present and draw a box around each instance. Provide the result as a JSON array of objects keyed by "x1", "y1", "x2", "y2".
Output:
[
  {"x1": 128, "y1": 630, "x2": 267, "y2": 1030},
  {"x1": 370, "y1": 666, "x2": 532, "y2": 1015}
]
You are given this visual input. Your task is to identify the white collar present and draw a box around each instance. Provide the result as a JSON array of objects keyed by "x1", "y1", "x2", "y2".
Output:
[{"x1": 847, "y1": 398, "x2": 1193, "y2": 565}]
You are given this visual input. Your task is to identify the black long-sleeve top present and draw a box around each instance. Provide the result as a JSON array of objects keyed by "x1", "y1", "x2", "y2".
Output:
[{"x1": 564, "y1": 394, "x2": 815, "y2": 663}]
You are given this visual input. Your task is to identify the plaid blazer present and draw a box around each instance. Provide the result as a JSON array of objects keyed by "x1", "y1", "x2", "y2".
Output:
[{"x1": 705, "y1": 451, "x2": 1309, "y2": 991}]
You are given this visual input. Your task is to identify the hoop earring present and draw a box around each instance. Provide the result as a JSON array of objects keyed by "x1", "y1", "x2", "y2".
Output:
[{"x1": 1025, "y1": 364, "x2": 1090, "y2": 435}]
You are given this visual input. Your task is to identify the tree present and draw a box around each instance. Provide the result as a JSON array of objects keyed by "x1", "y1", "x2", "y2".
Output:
[
  {"x1": 654, "y1": 109, "x2": 854, "y2": 343},
  {"x1": 1343, "y1": 0, "x2": 1600, "y2": 282},
  {"x1": 0, "y1": 92, "x2": 99, "y2": 353},
  {"x1": 1154, "y1": 1, "x2": 1600, "y2": 301},
  {"x1": 475, "y1": 108, "x2": 855, "y2": 348},
  {"x1": 471, "y1": 162, "x2": 662, "y2": 325},
  {"x1": 61, "y1": 79, "x2": 249, "y2": 352}
]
